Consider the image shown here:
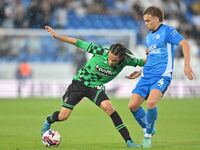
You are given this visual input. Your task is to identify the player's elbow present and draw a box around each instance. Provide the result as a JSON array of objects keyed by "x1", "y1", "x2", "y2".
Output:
[{"x1": 179, "y1": 39, "x2": 190, "y2": 50}]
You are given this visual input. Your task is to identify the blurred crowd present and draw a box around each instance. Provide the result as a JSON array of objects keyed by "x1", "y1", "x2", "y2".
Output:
[{"x1": 0, "y1": 0, "x2": 200, "y2": 62}]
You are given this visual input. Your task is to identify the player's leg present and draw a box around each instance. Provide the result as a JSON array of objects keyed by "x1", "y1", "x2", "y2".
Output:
[
  {"x1": 142, "y1": 77, "x2": 171, "y2": 148},
  {"x1": 100, "y1": 100, "x2": 139, "y2": 148},
  {"x1": 129, "y1": 77, "x2": 150, "y2": 133},
  {"x1": 41, "y1": 107, "x2": 73, "y2": 135},
  {"x1": 141, "y1": 89, "x2": 161, "y2": 148},
  {"x1": 145, "y1": 89, "x2": 161, "y2": 135},
  {"x1": 87, "y1": 88, "x2": 139, "y2": 148},
  {"x1": 128, "y1": 94, "x2": 146, "y2": 133},
  {"x1": 41, "y1": 81, "x2": 85, "y2": 135},
  {"x1": 47, "y1": 107, "x2": 72, "y2": 124}
]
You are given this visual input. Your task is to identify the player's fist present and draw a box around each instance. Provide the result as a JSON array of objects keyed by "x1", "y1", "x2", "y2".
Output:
[
  {"x1": 45, "y1": 26, "x2": 58, "y2": 38},
  {"x1": 184, "y1": 65, "x2": 195, "y2": 80}
]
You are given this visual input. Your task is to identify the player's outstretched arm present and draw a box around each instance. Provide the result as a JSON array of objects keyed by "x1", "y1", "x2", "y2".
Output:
[
  {"x1": 179, "y1": 39, "x2": 195, "y2": 80},
  {"x1": 125, "y1": 50, "x2": 147, "y2": 79},
  {"x1": 45, "y1": 26, "x2": 77, "y2": 45}
]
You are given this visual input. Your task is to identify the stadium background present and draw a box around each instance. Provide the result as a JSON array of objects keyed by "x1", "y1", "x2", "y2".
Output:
[{"x1": 0, "y1": 1, "x2": 200, "y2": 150}]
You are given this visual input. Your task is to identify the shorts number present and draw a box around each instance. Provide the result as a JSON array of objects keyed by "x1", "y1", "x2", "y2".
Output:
[{"x1": 158, "y1": 79, "x2": 164, "y2": 87}]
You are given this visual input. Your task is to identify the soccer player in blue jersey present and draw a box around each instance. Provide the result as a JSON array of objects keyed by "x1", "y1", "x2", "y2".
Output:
[{"x1": 127, "y1": 6, "x2": 195, "y2": 148}]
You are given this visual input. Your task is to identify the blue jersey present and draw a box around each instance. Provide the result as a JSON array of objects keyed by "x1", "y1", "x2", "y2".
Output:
[{"x1": 143, "y1": 24, "x2": 184, "y2": 78}]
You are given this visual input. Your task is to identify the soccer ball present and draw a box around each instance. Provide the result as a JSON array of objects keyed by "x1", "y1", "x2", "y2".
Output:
[{"x1": 42, "y1": 129, "x2": 61, "y2": 147}]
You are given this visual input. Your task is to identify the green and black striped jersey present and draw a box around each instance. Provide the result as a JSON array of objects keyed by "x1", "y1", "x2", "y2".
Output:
[{"x1": 73, "y1": 39, "x2": 145, "y2": 88}]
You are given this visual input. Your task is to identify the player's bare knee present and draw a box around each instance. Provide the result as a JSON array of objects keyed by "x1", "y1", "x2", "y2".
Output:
[
  {"x1": 102, "y1": 105, "x2": 114, "y2": 115},
  {"x1": 105, "y1": 107, "x2": 115, "y2": 115},
  {"x1": 128, "y1": 101, "x2": 140, "y2": 112},
  {"x1": 100, "y1": 101, "x2": 115, "y2": 115},
  {"x1": 147, "y1": 101, "x2": 157, "y2": 109}
]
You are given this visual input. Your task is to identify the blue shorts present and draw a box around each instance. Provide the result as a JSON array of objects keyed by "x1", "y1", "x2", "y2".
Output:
[{"x1": 132, "y1": 76, "x2": 171, "y2": 99}]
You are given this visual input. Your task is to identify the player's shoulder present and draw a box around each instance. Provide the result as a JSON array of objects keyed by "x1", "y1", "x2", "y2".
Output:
[
  {"x1": 162, "y1": 24, "x2": 177, "y2": 31},
  {"x1": 90, "y1": 43, "x2": 109, "y2": 55}
]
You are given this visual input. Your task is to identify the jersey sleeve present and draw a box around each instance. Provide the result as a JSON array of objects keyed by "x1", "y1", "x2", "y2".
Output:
[
  {"x1": 166, "y1": 26, "x2": 184, "y2": 45},
  {"x1": 75, "y1": 39, "x2": 108, "y2": 55},
  {"x1": 125, "y1": 56, "x2": 145, "y2": 67}
]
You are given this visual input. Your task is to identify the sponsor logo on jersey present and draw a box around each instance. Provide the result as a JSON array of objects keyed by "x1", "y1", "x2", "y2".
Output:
[
  {"x1": 96, "y1": 65, "x2": 113, "y2": 76},
  {"x1": 149, "y1": 44, "x2": 161, "y2": 54}
]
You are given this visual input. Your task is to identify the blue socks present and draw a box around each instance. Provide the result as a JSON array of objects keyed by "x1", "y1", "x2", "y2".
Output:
[
  {"x1": 131, "y1": 107, "x2": 146, "y2": 128},
  {"x1": 146, "y1": 107, "x2": 157, "y2": 134},
  {"x1": 131, "y1": 106, "x2": 157, "y2": 136}
]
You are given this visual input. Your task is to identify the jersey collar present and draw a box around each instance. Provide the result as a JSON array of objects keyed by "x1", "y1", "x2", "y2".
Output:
[{"x1": 152, "y1": 24, "x2": 163, "y2": 33}]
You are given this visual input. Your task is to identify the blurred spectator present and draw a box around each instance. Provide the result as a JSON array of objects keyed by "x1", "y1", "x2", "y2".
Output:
[
  {"x1": 190, "y1": 1, "x2": 200, "y2": 27},
  {"x1": 15, "y1": 59, "x2": 33, "y2": 97},
  {"x1": 16, "y1": 60, "x2": 32, "y2": 80},
  {"x1": 53, "y1": 5, "x2": 68, "y2": 28},
  {"x1": 1, "y1": 1, "x2": 14, "y2": 28},
  {"x1": 0, "y1": 0, "x2": 5, "y2": 26},
  {"x1": 86, "y1": 0, "x2": 107, "y2": 14},
  {"x1": 39, "y1": 0, "x2": 51, "y2": 27},
  {"x1": 26, "y1": 1, "x2": 43, "y2": 28},
  {"x1": 162, "y1": 0, "x2": 186, "y2": 20},
  {"x1": 131, "y1": 1, "x2": 143, "y2": 21},
  {"x1": 13, "y1": 0, "x2": 27, "y2": 28}
]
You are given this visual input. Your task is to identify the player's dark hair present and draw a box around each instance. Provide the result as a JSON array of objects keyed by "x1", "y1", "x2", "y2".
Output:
[
  {"x1": 110, "y1": 43, "x2": 133, "y2": 58},
  {"x1": 143, "y1": 6, "x2": 164, "y2": 22}
]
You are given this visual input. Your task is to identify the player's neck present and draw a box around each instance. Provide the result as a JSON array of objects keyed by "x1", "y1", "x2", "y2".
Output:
[{"x1": 152, "y1": 23, "x2": 162, "y2": 33}]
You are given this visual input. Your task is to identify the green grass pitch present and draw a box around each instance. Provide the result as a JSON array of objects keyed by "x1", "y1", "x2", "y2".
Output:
[{"x1": 0, "y1": 97, "x2": 200, "y2": 150}]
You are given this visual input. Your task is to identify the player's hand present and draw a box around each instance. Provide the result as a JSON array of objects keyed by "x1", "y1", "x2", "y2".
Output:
[
  {"x1": 125, "y1": 71, "x2": 142, "y2": 79},
  {"x1": 146, "y1": 49, "x2": 150, "y2": 55},
  {"x1": 45, "y1": 26, "x2": 58, "y2": 38},
  {"x1": 184, "y1": 64, "x2": 195, "y2": 80}
]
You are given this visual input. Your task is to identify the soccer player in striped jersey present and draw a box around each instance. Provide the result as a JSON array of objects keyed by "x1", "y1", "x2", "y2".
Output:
[
  {"x1": 127, "y1": 6, "x2": 195, "y2": 148},
  {"x1": 41, "y1": 26, "x2": 146, "y2": 148}
]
